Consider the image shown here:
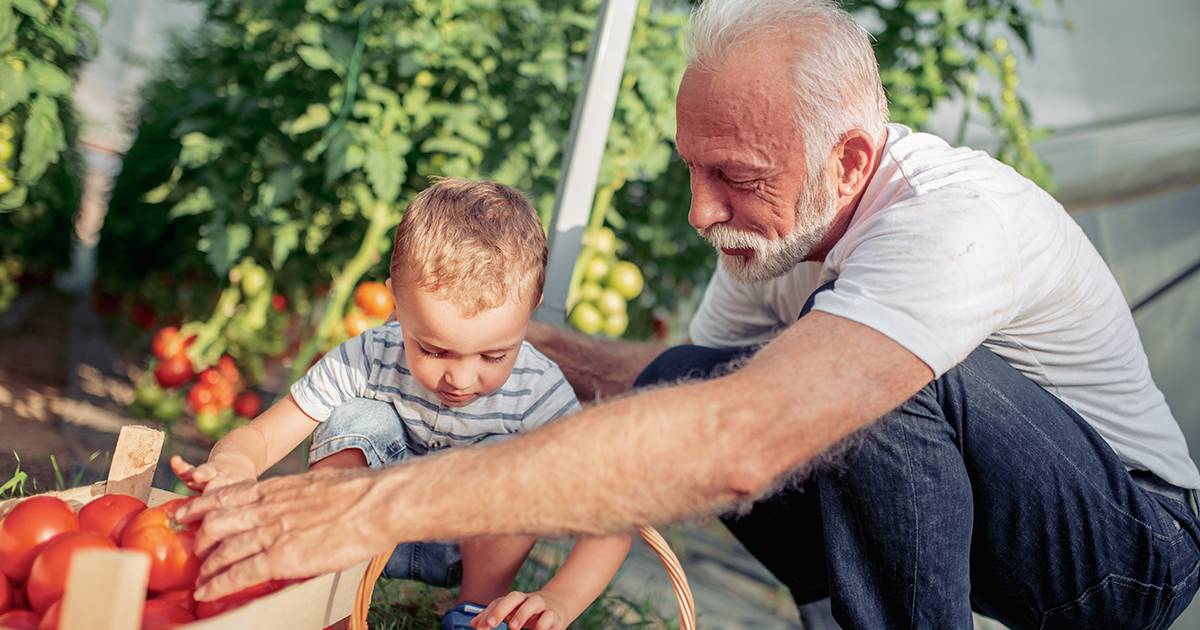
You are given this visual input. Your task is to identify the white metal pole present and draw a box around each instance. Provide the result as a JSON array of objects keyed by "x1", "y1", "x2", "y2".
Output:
[{"x1": 534, "y1": 0, "x2": 640, "y2": 327}]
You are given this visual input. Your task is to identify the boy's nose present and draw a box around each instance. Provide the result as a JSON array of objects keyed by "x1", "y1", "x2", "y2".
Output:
[{"x1": 444, "y1": 364, "x2": 473, "y2": 390}]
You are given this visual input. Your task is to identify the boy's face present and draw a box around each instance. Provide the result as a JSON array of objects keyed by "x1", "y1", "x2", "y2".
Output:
[{"x1": 386, "y1": 278, "x2": 532, "y2": 407}]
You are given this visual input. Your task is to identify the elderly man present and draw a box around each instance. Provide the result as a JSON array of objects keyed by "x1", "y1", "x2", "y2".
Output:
[{"x1": 180, "y1": 0, "x2": 1200, "y2": 627}]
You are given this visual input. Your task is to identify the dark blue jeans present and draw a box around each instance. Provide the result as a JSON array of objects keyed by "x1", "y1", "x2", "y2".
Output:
[{"x1": 634, "y1": 300, "x2": 1199, "y2": 629}]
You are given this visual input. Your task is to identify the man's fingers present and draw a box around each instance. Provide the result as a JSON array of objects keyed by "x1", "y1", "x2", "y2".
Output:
[{"x1": 192, "y1": 548, "x2": 273, "y2": 601}]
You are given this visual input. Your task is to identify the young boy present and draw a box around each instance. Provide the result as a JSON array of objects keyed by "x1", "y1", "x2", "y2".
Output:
[{"x1": 171, "y1": 178, "x2": 631, "y2": 630}]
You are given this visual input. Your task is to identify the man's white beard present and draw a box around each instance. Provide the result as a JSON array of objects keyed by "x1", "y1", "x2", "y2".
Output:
[{"x1": 700, "y1": 168, "x2": 839, "y2": 284}]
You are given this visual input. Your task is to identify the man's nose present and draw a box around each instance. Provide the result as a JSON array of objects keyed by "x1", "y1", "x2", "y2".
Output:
[{"x1": 688, "y1": 176, "x2": 733, "y2": 231}]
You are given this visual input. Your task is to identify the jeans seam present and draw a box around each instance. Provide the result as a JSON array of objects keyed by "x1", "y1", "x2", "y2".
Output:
[
  {"x1": 310, "y1": 433, "x2": 387, "y2": 468},
  {"x1": 958, "y1": 360, "x2": 1166, "y2": 539}
]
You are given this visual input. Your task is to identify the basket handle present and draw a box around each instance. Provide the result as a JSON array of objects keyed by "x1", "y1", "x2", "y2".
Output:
[{"x1": 350, "y1": 526, "x2": 696, "y2": 630}]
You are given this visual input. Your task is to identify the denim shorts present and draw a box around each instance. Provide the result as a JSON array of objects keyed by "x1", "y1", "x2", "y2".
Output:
[{"x1": 310, "y1": 398, "x2": 463, "y2": 586}]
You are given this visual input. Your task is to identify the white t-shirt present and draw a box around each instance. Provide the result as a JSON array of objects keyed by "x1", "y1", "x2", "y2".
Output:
[{"x1": 690, "y1": 123, "x2": 1200, "y2": 491}]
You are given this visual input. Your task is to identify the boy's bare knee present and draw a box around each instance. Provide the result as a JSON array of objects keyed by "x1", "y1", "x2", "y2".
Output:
[{"x1": 308, "y1": 448, "x2": 369, "y2": 471}]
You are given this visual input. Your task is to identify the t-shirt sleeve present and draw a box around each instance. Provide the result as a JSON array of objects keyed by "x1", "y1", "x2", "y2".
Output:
[
  {"x1": 289, "y1": 331, "x2": 376, "y2": 421},
  {"x1": 813, "y1": 190, "x2": 1024, "y2": 377}
]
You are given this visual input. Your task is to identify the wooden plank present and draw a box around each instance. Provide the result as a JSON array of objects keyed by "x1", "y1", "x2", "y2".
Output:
[
  {"x1": 105, "y1": 425, "x2": 165, "y2": 502},
  {"x1": 59, "y1": 549, "x2": 150, "y2": 630}
]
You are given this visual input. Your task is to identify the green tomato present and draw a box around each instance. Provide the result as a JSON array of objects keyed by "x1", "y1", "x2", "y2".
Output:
[
  {"x1": 195, "y1": 411, "x2": 223, "y2": 438},
  {"x1": 587, "y1": 227, "x2": 617, "y2": 255},
  {"x1": 583, "y1": 255, "x2": 611, "y2": 283},
  {"x1": 0, "y1": 173, "x2": 12, "y2": 196},
  {"x1": 569, "y1": 302, "x2": 603, "y2": 335},
  {"x1": 0, "y1": 139, "x2": 12, "y2": 162},
  {"x1": 240, "y1": 265, "x2": 268, "y2": 297},
  {"x1": 596, "y1": 288, "x2": 626, "y2": 317},
  {"x1": 602, "y1": 311, "x2": 629, "y2": 338},
  {"x1": 153, "y1": 396, "x2": 183, "y2": 422},
  {"x1": 580, "y1": 281, "x2": 603, "y2": 303},
  {"x1": 0, "y1": 123, "x2": 13, "y2": 140},
  {"x1": 607, "y1": 261, "x2": 644, "y2": 300},
  {"x1": 135, "y1": 383, "x2": 165, "y2": 409}
]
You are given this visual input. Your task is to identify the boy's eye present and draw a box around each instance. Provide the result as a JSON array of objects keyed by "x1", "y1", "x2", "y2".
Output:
[
  {"x1": 418, "y1": 346, "x2": 444, "y2": 358},
  {"x1": 481, "y1": 354, "x2": 507, "y2": 364}
]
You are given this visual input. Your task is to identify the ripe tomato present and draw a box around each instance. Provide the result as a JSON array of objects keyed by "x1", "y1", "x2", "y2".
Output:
[
  {"x1": 130, "y1": 302, "x2": 157, "y2": 331},
  {"x1": 0, "y1": 609, "x2": 40, "y2": 630},
  {"x1": 154, "y1": 354, "x2": 195, "y2": 389},
  {"x1": 0, "y1": 571, "x2": 11, "y2": 613},
  {"x1": 271, "y1": 293, "x2": 287, "y2": 312},
  {"x1": 0, "y1": 496, "x2": 79, "y2": 582},
  {"x1": 354, "y1": 281, "x2": 394, "y2": 318},
  {"x1": 187, "y1": 382, "x2": 217, "y2": 414},
  {"x1": 141, "y1": 599, "x2": 194, "y2": 630},
  {"x1": 120, "y1": 499, "x2": 200, "y2": 592},
  {"x1": 233, "y1": 391, "x2": 261, "y2": 419},
  {"x1": 343, "y1": 309, "x2": 371, "y2": 337},
  {"x1": 151, "y1": 327, "x2": 180, "y2": 360},
  {"x1": 194, "y1": 579, "x2": 285, "y2": 619},
  {"x1": 36, "y1": 600, "x2": 58, "y2": 630},
  {"x1": 77, "y1": 495, "x2": 147, "y2": 545},
  {"x1": 152, "y1": 589, "x2": 197, "y2": 615},
  {"x1": 27, "y1": 532, "x2": 117, "y2": 613},
  {"x1": 216, "y1": 355, "x2": 241, "y2": 385}
]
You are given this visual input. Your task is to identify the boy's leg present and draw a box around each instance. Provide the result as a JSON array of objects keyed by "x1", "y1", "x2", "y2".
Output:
[
  {"x1": 457, "y1": 535, "x2": 539, "y2": 606},
  {"x1": 310, "y1": 398, "x2": 465, "y2": 589}
]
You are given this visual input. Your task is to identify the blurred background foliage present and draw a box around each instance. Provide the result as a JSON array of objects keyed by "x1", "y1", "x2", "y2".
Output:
[{"x1": 90, "y1": 0, "x2": 1053, "y2": 419}]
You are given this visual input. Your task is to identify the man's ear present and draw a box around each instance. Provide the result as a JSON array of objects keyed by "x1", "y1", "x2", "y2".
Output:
[{"x1": 833, "y1": 129, "x2": 879, "y2": 198}]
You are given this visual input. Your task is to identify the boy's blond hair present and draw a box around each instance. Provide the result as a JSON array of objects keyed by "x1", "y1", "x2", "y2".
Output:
[{"x1": 390, "y1": 178, "x2": 547, "y2": 318}]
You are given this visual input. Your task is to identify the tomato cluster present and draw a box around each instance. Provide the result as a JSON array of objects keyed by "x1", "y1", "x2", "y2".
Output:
[
  {"x1": 342, "y1": 281, "x2": 394, "y2": 339},
  {"x1": 568, "y1": 227, "x2": 645, "y2": 338},
  {"x1": 133, "y1": 327, "x2": 264, "y2": 440},
  {"x1": 0, "y1": 494, "x2": 300, "y2": 629}
]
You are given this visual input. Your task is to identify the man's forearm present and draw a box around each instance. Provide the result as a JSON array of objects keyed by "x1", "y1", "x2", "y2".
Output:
[
  {"x1": 525, "y1": 321, "x2": 669, "y2": 401},
  {"x1": 376, "y1": 313, "x2": 934, "y2": 543}
]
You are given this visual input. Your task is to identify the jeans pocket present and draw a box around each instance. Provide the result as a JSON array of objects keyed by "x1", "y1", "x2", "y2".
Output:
[{"x1": 1041, "y1": 560, "x2": 1200, "y2": 630}]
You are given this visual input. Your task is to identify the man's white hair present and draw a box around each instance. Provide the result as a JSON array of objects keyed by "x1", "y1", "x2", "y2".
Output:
[{"x1": 686, "y1": 0, "x2": 890, "y2": 159}]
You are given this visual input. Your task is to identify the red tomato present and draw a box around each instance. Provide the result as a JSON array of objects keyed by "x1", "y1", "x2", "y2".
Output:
[
  {"x1": 0, "y1": 496, "x2": 79, "y2": 583},
  {"x1": 354, "y1": 281, "x2": 394, "y2": 318},
  {"x1": 233, "y1": 391, "x2": 261, "y2": 419},
  {"x1": 152, "y1": 589, "x2": 196, "y2": 615},
  {"x1": 186, "y1": 382, "x2": 217, "y2": 414},
  {"x1": 77, "y1": 495, "x2": 147, "y2": 545},
  {"x1": 151, "y1": 327, "x2": 180, "y2": 360},
  {"x1": 130, "y1": 303, "x2": 157, "y2": 331},
  {"x1": 141, "y1": 599, "x2": 194, "y2": 630},
  {"x1": 154, "y1": 354, "x2": 195, "y2": 389},
  {"x1": 26, "y1": 531, "x2": 117, "y2": 613},
  {"x1": 120, "y1": 499, "x2": 201, "y2": 592},
  {"x1": 0, "y1": 609, "x2": 40, "y2": 630},
  {"x1": 194, "y1": 579, "x2": 284, "y2": 619},
  {"x1": 271, "y1": 293, "x2": 287, "y2": 312},
  {"x1": 216, "y1": 355, "x2": 240, "y2": 386},
  {"x1": 0, "y1": 571, "x2": 11, "y2": 613},
  {"x1": 35, "y1": 600, "x2": 58, "y2": 630}
]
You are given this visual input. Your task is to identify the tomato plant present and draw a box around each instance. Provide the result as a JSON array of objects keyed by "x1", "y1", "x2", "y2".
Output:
[
  {"x1": 0, "y1": 609, "x2": 40, "y2": 630},
  {"x1": 26, "y1": 531, "x2": 117, "y2": 613},
  {"x1": 141, "y1": 599, "x2": 195, "y2": 630},
  {"x1": 0, "y1": 496, "x2": 79, "y2": 583},
  {"x1": 119, "y1": 498, "x2": 200, "y2": 593},
  {"x1": 77, "y1": 494, "x2": 147, "y2": 546}
]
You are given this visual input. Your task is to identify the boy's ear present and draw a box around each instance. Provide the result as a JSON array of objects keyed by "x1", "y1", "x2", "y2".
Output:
[
  {"x1": 385, "y1": 278, "x2": 393, "y2": 294},
  {"x1": 534, "y1": 292, "x2": 544, "y2": 311}
]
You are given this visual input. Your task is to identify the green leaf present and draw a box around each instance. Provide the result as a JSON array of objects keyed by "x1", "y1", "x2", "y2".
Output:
[
  {"x1": 178, "y1": 132, "x2": 227, "y2": 168},
  {"x1": 264, "y1": 57, "x2": 298, "y2": 83},
  {"x1": 0, "y1": 184, "x2": 27, "y2": 211},
  {"x1": 0, "y1": 0, "x2": 14, "y2": 48},
  {"x1": 0, "y1": 63, "x2": 31, "y2": 116},
  {"x1": 290, "y1": 103, "x2": 331, "y2": 135},
  {"x1": 18, "y1": 95, "x2": 65, "y2": 182},
  {"x1": 257, "y1": 165, "x2": 303, "y2": 209},
  {"x1": 168, "y1": 186, "x2": 215, "y2": 218},
  {"x1": 270, "y1": 221, "x2": 301, "y2": 270},
  {"x1": 11, "y1": 0, "x2": 46, "y2": 21},
  {"x1": 26, "y1": 59, "x2": 73, "y2": 98},
  {"x1": 364, "y1": 135, "x2": 410, "y2": 204},
  {"x1": 296, "y1": 45, "x2": 340, "y2": 74},
  {"x1": 201, "y1": 219, "x2": 252, "y2": 278}
]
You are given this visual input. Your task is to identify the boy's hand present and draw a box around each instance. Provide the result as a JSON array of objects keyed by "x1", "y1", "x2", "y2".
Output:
[
  {"x1": 170, "y1": 455, "x2": 253, "y2": 494},
  {"x1": 472, "y1": 590, "x2": 571, "y2": 630}
]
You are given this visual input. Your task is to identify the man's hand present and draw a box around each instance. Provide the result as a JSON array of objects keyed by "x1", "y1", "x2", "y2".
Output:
[{"x1": 174, "y1": 467, "x2": 395, "y2": 601}]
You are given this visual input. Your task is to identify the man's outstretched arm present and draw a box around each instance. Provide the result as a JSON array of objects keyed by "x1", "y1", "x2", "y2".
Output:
[{"x1": 179, "y1": 312, "x2": 932, "y2": 600}]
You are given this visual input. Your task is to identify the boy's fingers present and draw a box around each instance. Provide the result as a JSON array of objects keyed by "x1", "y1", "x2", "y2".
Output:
[
  {"x1": 509, "y1": 597, "x2": 548, "y2": 630},
  {"x1": 483, "y1": 592, "x2": 527, "y2": 629}
]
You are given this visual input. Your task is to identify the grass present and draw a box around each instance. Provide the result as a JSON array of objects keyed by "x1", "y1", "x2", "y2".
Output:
[{"x1": 0, "y1": 450, "x2": 106, "y2": 499}]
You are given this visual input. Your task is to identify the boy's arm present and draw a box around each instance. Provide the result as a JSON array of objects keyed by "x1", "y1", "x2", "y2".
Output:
[
  {"x1": 475, "y1": 534, "x2": 632, "y2": 630},
  {"x1": 171, "y1": 393, "x2": 319, "y2": 493}
]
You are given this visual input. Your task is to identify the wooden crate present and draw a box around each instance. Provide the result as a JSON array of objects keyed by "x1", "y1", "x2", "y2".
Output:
[{"x1": 0, "y1": 425, "x2": 380, "y2": 630}]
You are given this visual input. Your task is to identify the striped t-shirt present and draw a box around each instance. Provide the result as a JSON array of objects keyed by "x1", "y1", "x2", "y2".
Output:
[{"x1": 291, "y1": 323, "x2": 581, "y2": 455}]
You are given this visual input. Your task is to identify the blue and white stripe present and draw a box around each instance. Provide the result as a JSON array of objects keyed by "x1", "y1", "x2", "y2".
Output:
[{"x1": 291, "y1": 323, "x2": 581, "y2": 454}]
